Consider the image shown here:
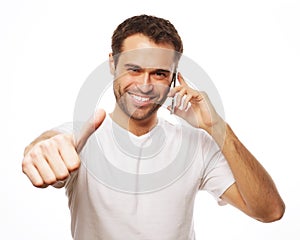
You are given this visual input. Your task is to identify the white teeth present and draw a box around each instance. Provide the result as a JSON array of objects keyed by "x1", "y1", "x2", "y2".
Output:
[{"x1": 132, "y1": 94, "x2": 150, "y2": 102}]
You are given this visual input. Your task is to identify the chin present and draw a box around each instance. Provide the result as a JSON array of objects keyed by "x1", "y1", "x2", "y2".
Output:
[{"x1": 127, "y1": 105, "x2": 160, "y2": 121}]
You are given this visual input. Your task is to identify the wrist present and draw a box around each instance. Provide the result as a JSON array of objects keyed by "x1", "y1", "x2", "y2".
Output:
[{"x1": 206, "y1": 119, "x2": 228, "y2": 148}]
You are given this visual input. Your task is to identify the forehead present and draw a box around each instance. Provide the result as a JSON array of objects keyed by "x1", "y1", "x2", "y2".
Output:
[
  {"x1": 122, "y1": 34, "x2": 175, "y2": 51},
  {"x1": 118, "y1": 34, "x2": 178, "y2": 70}
]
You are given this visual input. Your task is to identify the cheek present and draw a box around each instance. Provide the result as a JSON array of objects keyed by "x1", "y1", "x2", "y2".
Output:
[
  {"x1": 113, "y1": 79, "x2": 122, "y2": 99},
  {"x1": 155, "y1": 82, "x2": 171, "y2": 96},
  {"x1": 113, "y1": 76, "x2": 133, "y2": 95}
]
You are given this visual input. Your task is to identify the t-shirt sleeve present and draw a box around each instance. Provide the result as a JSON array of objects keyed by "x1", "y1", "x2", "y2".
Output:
[{"x1": 198, "y1": 131, "x2": 235, "y2": 205}]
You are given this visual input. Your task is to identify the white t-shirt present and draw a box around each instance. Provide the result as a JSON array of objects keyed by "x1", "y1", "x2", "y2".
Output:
[{"x1": 56, "y1": 115, "x2": 235, "y2": 240}]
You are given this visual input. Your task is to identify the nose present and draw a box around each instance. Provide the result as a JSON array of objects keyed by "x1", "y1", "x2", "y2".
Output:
[{"x1": 137, "y1": 73, "x2": 154, "y2": 94}]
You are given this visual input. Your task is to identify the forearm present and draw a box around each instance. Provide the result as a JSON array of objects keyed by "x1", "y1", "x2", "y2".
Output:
[{"x1": 213, "y1": 123, "x2": 285, "y2": 221}]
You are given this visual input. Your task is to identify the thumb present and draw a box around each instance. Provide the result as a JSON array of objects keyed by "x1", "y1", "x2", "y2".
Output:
[{"x1": 75, "y1": 108, "x2": 106, "y2": 153}]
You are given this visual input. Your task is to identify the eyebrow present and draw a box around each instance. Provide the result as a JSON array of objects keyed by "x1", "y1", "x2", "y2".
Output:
[
  {"x1": 124, "y1": 63, "x2": 141, "y2": 69},
  {"x1": 124, "y1": 63, "x2": 171, "y2": 73}
]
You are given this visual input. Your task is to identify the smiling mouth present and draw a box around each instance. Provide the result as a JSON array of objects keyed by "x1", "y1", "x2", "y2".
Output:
[
  {"x1": 128, "y1": 93, "x2": 155, "y2": 106},
  {"x1": 132, "y1": 94, "x2": 150, "y2": 102}
]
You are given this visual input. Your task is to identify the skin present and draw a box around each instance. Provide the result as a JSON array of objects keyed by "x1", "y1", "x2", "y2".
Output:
[
  {"x1": 168, "y1": 73, "x2": 285, "y2": 222},
  {"x1": 109, "y1": 34, "x2": 176, "y2": 135},
  {"x1": 22, "y1": 34, "x2": 285, "y2": 222}
]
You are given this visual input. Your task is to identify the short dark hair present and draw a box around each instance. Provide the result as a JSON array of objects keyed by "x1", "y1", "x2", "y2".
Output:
[{"x1": 111, "y1": 14, "x2": 183, "y2": 61}]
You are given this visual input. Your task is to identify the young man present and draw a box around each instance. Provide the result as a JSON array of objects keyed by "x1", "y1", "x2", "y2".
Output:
[{"x1": 22, "y1": 15, "x2": 285, "y2": 239}]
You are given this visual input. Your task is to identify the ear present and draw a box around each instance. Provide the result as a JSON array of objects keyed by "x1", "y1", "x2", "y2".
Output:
[{"x1": 109, "y1": 53, "x2": 115, "y2": 75}]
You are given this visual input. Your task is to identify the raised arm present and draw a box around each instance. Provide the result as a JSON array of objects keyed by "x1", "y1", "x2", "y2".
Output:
[
  {"x1": 168, "y1": 73, "x2": 285, "y2": 222},
  {"x1": 213, "y1": 123, "x2": 285, "y2": 222}
]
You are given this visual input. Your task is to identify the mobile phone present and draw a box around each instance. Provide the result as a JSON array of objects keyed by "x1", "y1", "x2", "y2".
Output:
[{"x1": 170, "y1": 72, "x2": 177, "y2": 114}]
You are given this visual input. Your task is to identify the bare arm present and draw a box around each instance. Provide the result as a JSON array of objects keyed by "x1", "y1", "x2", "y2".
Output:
[
  {"x1": 214, "y1": 124, "x2": 285, "y2": 222},
  {"x1": 168, "y1": 73, "x2": 285, "y2": 222}
]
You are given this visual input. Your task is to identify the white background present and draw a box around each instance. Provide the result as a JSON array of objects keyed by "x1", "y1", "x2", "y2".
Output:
[{"x1": 2, "y1": 0, "x2": 300, "y2": 239}]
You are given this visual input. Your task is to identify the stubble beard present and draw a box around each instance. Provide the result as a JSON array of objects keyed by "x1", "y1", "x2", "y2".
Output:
[{"x1": 113, "y1": 85, "x2": 169, "y2": 121}]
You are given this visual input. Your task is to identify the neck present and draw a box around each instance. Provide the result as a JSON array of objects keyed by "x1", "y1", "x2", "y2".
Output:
[{"x1": 110, "y1": 104, "x2": 158, "y2": 136}]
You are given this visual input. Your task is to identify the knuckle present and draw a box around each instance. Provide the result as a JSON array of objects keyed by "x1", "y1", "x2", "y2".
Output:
[
  {"x1": 38, "y1": 140, "x2": 56, "y2": 153},
  {"x1": 56, "y1": 174, "x2": 69, "y2": 181},
  {"x1": 56, "y1": 171, "x2": 69, "y2": 181},
  {"x1": 68, "y1": 159, "x2": 81, "y2": 171},
  {"x1": 32, "y1": 180, "x2": 46, "y2": 188},
  {"x1": 28, "y1": 148, "x2": 40, "y2": 159},
  {"x1": 54, "y1": 133, "x2": 73, "y2": 144},
  {"x1": 44, "y1": 176, "x2": 57, "y2": 185},
  {"x1": 28, "y1": 152, "x2": 45, "y2": 166},
  {"x1": 22, "y1": 160, "x2": 30, "y2": 173},
  {"x1": 54, "y1": 134, "x2": 76, "y2": 151}
]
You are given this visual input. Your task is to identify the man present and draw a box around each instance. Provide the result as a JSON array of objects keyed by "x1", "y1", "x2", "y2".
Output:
[{"x1": 22, "y1": 15, "x2": 285, "y2": 239}]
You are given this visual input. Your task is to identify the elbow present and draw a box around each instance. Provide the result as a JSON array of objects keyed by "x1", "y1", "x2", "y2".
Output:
[
  {"x1": 257, "y1": 201, "x2": 286, "y2": 223},
  {"x1": 267, "y1": 203, "x2": 285, "y2": 223}
]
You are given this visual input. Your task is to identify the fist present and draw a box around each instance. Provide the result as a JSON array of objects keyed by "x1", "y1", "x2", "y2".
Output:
[
  {"x1": 22, "y1": 109, "x2": 106, "y2": 188},
  {"x1": 22, "y1": 133, "x2": 80, "y2": 188}
]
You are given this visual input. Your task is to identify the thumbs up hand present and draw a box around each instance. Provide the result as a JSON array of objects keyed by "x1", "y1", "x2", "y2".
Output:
[{"x1": 22, "y1": 109, "x2": 106, "y2": 188}]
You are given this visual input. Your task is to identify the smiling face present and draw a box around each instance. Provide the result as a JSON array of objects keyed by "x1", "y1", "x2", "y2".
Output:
[{"x1": 110, "y1": 34, "x2": 177, "y2": 121}]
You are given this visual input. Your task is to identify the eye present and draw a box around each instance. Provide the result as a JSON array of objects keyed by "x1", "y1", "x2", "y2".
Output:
[
  {"x1": 153, "y1": 71, "x2": 169, "y2": 80},
  {"x1": 127, "y1": 67, "x2": 141, "y2": 75},
  {"x1": 156, "y1": 71, "x2": 167, "y2": 77},
  {"x1": 129, "y1": 67, "x2": 139, "y2": 72}
]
